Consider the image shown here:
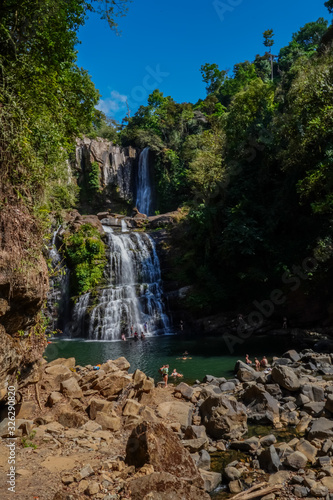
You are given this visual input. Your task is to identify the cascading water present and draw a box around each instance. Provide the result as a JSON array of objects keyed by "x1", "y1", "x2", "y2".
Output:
[
  {"x1": 136, "y1": 147, "x2": 153, "y2": 216},
  {"x1": 68, "y1": 292, "x2": 90, "y2": 337},
  {"x1": 88, "y1": 228, "x2": 170, "y2": 340}
]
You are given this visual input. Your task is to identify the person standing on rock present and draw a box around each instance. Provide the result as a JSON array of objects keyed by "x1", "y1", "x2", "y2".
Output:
[
  {"x1": 260, "y1": 355, "x2": 268, "y2": 367},
  {"x1": 159, "y1": 364, "x2": 169, "y2": 387},
  {"x1": 254, "y1": 357, "x2": 260, "y2": 371},
  {"x1": 245, "y1": 354, "x2": 252, "y2": 365}
]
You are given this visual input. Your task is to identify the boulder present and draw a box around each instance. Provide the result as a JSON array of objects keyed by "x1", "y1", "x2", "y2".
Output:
[
  {"x1": 123, "y1": 399, "x2": 143, "y2": 417},
  {"x1": 308, "y1": 418, "x2": 333, "y2": 440},
  {"x1": 220, "y1": 382, "x2": 236, "y2": 392},
  {"x1": 132, "y1": 369, "x2": 146, "y2": 387},
  {"x1": 296, "y1": 414, "x2": 312, "y2": 433},
  {"x1": 325, "y1": 394, "x2": 333, "y2": 413},
  {"x1": 47, "y1": 357, "x2": 76, "y2": 369},
  {"x1": 95, "y1": 413, "x2": 121, "y2": 431},
  {"x1": 296, "y1": 394, "x2": 311, "y2": 406},
  {"x1": 184, "y1": 425, "x2": 208, "y2": 441},
  {"x1": 199, "y1": 469, "x2": 222, "y2": 493},
  {"x1": 310, "y1": 484, "x2": 328, "y2": 497},
  {"x1": 197, "y1": 450, "x2": 210, "y2": 471},
  {"x1": 293, "y1": 485, "x2": 309, "y2": 497},
  {"x1": 199, "y1": 395, "x2": 247, "y2": 440},
  {"x1": 60, "y1": 378, "x2": 83, "y2": 399},
  {"x1": 182, "y1": 438, "x2": 208, "y2": 453},
  {"x1": 241, "y1": 386, "x2": 279, "y2": 423},
  {"x1": 128, "y1": 472, "x2": 210, "y2": 500},
  {"x1": 82, "y1": 420, "x2": 102, "y2": 432},
  {"x1": 16, "y1": 402, "x2": 37, "y2": 418},
  {"x1": 230, "y1": 437, "x2": 260, "y2": 452},
  {"x1": 44, "y1": 365, "x2": 72, "y2": 381},
  {"x1": 265, "y1": 384, "x2": 282, "y2": 399},
  {"x1": 47, "y1": 392, "x2": 63, "y2": 407},
  {"x1": 285, "y1": 451, "x2": 308, "y2": 470},
  {"x1": 125, "y1": 422, "x2": 203, "y2": 488},
  {"x1": 86, "y1": 482, "x2": 100, "y2": 495},
  {"x1": 174, "y1": 382, "x2": 194, "y2": 401},
  {"x1": 229, "y1": 480, "x2": 243, "y2": 494},
  {"x1": 140, "y1": 378, "x2": 155, "y2": 393},
  {"x1": 235, "y1": 361, "x2": 259, "y2": 382},
  {"x1": 156, "y1": 401, "x2": 193, "y2": 428},
  {"x1": 295, "y1": 439, "x2": 317, "y2": 464},
  {"x1": 112, "y1": 356, "x2": 130, "y2": 371},
  {"x1": 302, "y1": 401, "x2": 325, "y2": 417},
  {"x1": 224, "y1": 467, "x2": 241, "y2": 481},
  {"x1": 260, "y1": 434, "x2": 277, "y2": 447},
  {"x1": 320, "y1": 476, "x2": 333, "y2": 491},
  {"x1": 200, "y1": 386, "x2": 222, "y2": 400},
  {"x1": 259, "y1": 445, "x2": 282, "y2": 473},
  {"x1": 88, "y1": 398, "x2": 114, "y2": 420},
  {"x1": 237, "y1": 368, "x2": 258, "y2": 382},
  {"x1": 100, "y1": 374, "x2": 132, "y2": 398},
  {"x1": 301, "y1": 384, "x2": 325, "y2": 402},
  {"x1": 283, "y1": 350, "x2": 301, "y2": 362},
  {"x1": 271, "y1": 365, "x2": 300, "y2": 391}
]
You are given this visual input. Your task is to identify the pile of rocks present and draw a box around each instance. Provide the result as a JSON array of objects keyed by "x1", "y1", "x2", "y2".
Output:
[
  {"x1": 1, "y1": 348, "x2": 333, "y2": 499},
  {"x1": 0, "y1": 356, "x2": 215, "y2": 499},
  {"x1": 171, "y1": 348, "x2": 333, "y2": 498}
]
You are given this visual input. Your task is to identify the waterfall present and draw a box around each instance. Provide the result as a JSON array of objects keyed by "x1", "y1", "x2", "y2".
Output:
[
  {"x1": 136, "y1": 147, "x2": 153, "y2": 216},
  {"x1": 68, "y1": 292, "x2": 90, "y2": 338},
  {"x1": 88, "y1": 228, "x2": 170, "y2": 340}
]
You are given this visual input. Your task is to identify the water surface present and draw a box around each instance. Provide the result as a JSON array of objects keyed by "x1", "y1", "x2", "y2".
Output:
[{"x1": 45, "y1": 334, "x2": 291, "y2": 384}]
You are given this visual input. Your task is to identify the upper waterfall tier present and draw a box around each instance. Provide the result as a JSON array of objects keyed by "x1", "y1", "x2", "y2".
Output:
[
  {"x1": 136, "y1": 147, "x2": 153, "y2": 216},
  {"x1": 87, "y1": 228, "x2": 170, "y2": 340}
]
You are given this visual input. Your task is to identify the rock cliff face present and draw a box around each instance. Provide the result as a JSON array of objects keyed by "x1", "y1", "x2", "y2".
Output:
[
  {"x1": 74, "y1": 137, "x2": 139, "y2": 209},
  {"x1": 0, "y1": 204, "x2": 49, "y2": 400}
]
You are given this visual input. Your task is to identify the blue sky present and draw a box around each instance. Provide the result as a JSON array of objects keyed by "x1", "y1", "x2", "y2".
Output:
[{"x1": 76, "y1": 0, "x2": 329, "y2": 122}]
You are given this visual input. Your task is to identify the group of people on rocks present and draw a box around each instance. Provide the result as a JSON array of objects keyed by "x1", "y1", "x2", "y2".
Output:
[
  {"x1": 121, "y1": 322, "x2": 148, "y2": 341},
  {"x1": 245, "y1": 354, "x2": 269, "y2": 371}
]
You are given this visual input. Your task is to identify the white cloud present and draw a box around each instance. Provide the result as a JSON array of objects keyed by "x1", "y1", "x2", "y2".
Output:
[
  {"x1": 96, "y1": 91, "x2": 128, "y2": 116},
  {"x1": 110, "y1": 90, "x2": 127, "y2": 103}
]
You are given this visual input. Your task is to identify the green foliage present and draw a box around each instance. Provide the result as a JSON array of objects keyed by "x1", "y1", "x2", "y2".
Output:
[
  {"x1": 278, "y1": 18, "x2": 328, "y2": 72},
  {"x1": 200, "y1": 63, "x2": 227, "y2": 95},
  {"x1": 63, "y1": 224, "x2": 106, "y2": 295},
  {"x1": 118, "y1": 14, "x2": 333, "y2": 312},
  {"x1": 21, "y1": 431, "x2": 37, "y2": 449},
  {"x1": 86, "y1": 109, "x2": 119, "y2": 141},
  {"x1": 263, "y1": 29, "x2": 275, "y2": 50},
  {"x1": 325, "y1": 0, "x2": 333, "y2": 14},
  {"x1": 0, "y1": 0, "x2": 130, "y2": 227},
  {"x1": 88, "y1": 162, "x2": 101, "y2": 193}
]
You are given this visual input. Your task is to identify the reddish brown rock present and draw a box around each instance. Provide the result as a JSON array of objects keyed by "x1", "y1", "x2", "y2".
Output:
[{"x1": 125, "y1": 422, "x2": 204, "y2": 488}]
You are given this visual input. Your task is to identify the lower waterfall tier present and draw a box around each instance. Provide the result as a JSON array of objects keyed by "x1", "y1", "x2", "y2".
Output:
[{"x1": 67, "y1": 229, "x2": 170, "y2": 340}]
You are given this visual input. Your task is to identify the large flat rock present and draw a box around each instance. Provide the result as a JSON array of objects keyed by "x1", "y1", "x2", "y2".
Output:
[{"x1": 156, "y1": 401, "x2": 193, "y2": 428}]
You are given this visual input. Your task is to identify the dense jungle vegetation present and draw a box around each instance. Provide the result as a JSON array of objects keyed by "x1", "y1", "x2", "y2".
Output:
[
  {"x1": 1, "y1": 1, "x2": 333, "y2": 318},
  {"x1": 0, "y1": 0, "x2": 128, "y2": 219},
  {"x1": 120, "y1": 9, "x2": 333, "y2": 315}
]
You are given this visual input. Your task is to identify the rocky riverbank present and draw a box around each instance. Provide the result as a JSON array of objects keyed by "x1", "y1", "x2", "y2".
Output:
[{"x1": 0, "y1": 349, "x2": 333, "y2": 499}]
